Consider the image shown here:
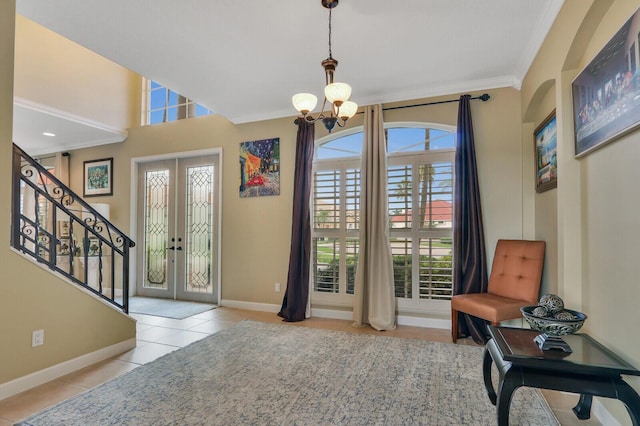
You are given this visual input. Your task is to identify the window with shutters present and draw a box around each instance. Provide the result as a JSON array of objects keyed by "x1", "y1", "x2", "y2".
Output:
[
  {"x1": 387, "y1": 125, "x2": 455, "y2": 314},
  {"x1": 142, "y1": 79, "x2": 214, "y2": 125},
  {"x1": 312, "y1": 130, "x2": 362, "y2": 306},
  {"x1": 312, "y1": 123, "x2": 455, "y2": 312}
]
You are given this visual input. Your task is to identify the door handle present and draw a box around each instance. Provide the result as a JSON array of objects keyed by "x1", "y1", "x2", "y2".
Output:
[{"x1": 167, "y1": 238, "x2": 183, "y2": 251}]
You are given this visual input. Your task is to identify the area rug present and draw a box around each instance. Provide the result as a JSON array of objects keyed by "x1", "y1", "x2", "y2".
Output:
[
  {"x1": 17, "y1": 321, "x2": 558, "y2": 425},
  {"x1": 128, "y1": 296, "x2": 215, "y2": 319}
]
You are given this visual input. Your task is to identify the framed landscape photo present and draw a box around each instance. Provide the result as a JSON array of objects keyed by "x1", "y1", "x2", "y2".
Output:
[
  {"x1": 572, "y1": 6, "x2": 640, "y2": 157},
  {"x1": 534, "y1": 110, "x2": 557, "y2": 193},
  {"x1": 83, "y1": 158, "x2": 113, "y2": 197}
]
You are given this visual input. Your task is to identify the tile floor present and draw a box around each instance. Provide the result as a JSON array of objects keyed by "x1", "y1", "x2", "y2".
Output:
[{"x1": 0, "y1": 307, "x2": 601, "y2": 425}]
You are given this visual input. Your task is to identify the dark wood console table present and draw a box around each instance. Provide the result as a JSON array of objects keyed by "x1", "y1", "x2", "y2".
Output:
[{"x1": 483, "y1": 326, "x2": 640, "y2": 426}]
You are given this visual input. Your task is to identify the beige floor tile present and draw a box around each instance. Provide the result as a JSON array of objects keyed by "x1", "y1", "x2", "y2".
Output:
[
  {"x1": 238, "y1": 310, "x2": 283, "y2": 323},
  {"x1": 0, "y1": 380, "x2": 85, "y2": 422},
  {"x1": 136, "y1": 325, "x2": 182, "y2": 342},
  {"x1": 57, "y1": 358, "x2": 139, "y2": 388},
  {"x1": 155, "y1": 330, "x2": 211, "y2": 347},
  {"x1": 129, "y1": 313, "x2": 169, "y2": 326},
  {"x1": 540, "y1": 390, "x2": 581, "y2": 410},
  {"x1": 190, "y1": 308, "x2": 232, "y2": 321},
  {"x1": 147, "y1": 317, "x2": 205, "y2": 330},
  {"x1": 553, "y1": 409, "x2": 602, "y2": 425},
  {"x1": 136, "y1": 321, "x2": 155, "y2": 333},
  {"x1": 117, "y1": 341, "x2": 178, "y2": 364},
  {"x1": 196, "y1": 308, "x2": 254, "y2": 323},
  {"x1": 186, "y1": 319, "x2": 235, "y2": 334}
]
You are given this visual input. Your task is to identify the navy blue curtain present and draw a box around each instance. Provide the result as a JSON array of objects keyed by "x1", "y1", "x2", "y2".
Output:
[
  {"x1": 278, "y1": 120, "x2": 315, "y2": 322},
  {"x1": 452, "y1": 94, "x2": 489, "y2": 343}
]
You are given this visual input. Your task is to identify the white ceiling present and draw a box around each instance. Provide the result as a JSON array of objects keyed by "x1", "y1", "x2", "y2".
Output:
[
  {"x1": 14, "y1": 0, "x2": 564, "y2": 154},
  {"x1": 13, "y1": 100, "x2": 127, "y2": 156}
]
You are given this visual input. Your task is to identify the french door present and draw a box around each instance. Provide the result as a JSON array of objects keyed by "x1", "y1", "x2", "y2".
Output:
[{"x1": 136, "y1": 155, "x2": 219, "y2": 303}]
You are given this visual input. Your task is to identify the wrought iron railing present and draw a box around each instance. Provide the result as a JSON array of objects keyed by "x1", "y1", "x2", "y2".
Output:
[{"x1": 11, "y1": 144, "x2": 135, "y2": 313}]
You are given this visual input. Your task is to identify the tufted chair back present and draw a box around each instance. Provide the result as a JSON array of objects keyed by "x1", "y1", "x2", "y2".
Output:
[
  {"x1": 487, "y1": 239, "x2": 545, "y2": 304},
  {"x1": 451, "y1": 239, "x2": 545, "y2": 343}
]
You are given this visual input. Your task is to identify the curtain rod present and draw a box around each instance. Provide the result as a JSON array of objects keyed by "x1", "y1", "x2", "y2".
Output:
[
  {"x1": 381, "y1": 93, "x2": 490, "y2": 112},
  {"x1": 295, "y1": 93, "x2": 491, "y2": 125}
]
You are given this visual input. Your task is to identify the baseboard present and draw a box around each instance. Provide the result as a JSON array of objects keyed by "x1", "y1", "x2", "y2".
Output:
[
  {"x1": 0, "y1": 338, "x2": 136, "y2": 401},
  {"x1": 311, "y1": 307, "x2": 353, "y2": 321},
  {"x1": 397, "y1": 314, "x2": 450, "y2": 329},
  {"x1": 220, "y1": 300, "x2": 450, "y2": 329},
  {"x1": 220, "y1": 299, "x2": 281, "y2": 313}
]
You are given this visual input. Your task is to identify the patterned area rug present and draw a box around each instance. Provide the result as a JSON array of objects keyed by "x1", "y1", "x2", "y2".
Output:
[
  {"x1": 128, "y1": 296, "x2": 215, "y2": 319},
  {"x1": 17, "y1": 321, "x2": 558, "y2": 425}
]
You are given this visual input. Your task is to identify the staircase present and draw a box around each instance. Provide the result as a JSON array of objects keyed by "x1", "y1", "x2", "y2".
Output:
[{"x1": 10, "y1": 144, "x2": 134, "y2": 313}]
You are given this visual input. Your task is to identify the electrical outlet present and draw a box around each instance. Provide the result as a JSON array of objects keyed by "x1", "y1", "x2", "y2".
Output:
[
  {"x1": 32, "y1": 329, "x2": 44, "y2": 347},
  {"x1": 275, "y1": 282, "x2": 281, "y2": 292}
]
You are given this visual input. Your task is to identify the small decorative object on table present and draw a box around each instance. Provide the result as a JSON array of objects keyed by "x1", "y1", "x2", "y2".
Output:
[{"x1": 521, "y1": 294, "x2": 587, "y2": 353}]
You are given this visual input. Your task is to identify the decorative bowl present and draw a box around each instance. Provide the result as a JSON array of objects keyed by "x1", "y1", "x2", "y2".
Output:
[{"x1": 521, "y1": 306, "x2": 587, "y2": 336}]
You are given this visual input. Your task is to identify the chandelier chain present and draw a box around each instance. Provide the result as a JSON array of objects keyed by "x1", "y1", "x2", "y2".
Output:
[{"x1": 328, "y1": 7, "x2": 333, "y2": 59}]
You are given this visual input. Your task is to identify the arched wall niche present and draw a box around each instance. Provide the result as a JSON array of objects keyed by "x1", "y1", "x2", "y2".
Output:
[
  {"x1": 562, "y1": 0, "x2": 615, "y2": 72},
  {"x1": 522, "y1": 78, "x2": 557, "y2": 297},
  {"x1": 523, "y1": 79, "x2": 555, "y2": 123}
]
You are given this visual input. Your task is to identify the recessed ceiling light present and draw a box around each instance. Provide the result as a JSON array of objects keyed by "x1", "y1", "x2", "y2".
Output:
[{"x1": 42, "y1": 132, "x2": 56, "y2": 137}]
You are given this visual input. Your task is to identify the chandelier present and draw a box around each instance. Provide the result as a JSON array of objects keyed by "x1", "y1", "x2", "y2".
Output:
[{"x1": 292, "y1": 0, "x2": 357, "y2": 132}]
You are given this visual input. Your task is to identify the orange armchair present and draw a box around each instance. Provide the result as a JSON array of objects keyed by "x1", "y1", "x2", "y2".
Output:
[{"x1": 451, "y1": 239, "x2": 545, "y2": 343}]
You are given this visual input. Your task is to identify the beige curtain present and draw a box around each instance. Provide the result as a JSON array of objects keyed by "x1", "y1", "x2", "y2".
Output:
[{"x1": 353, "y1": 104, "x2": 396, "y2": 331}]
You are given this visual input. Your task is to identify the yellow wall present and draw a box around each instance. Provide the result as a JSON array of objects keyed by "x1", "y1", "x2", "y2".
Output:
[
  {"x1": 5, "y1": 3, "x2": 640, "y2": 424},
  {"x1": 61, "y1": 88, "x2": 524, "y2": 311},
  {"x1": 0, "y1": 8, "x2": 136, "y2": 386},
  {"x1": 523, "y1": 0, "x2": 640, "y2": 423},
  {"x1": 14, "y1": 15, "x2": 139, "y2": 131}
]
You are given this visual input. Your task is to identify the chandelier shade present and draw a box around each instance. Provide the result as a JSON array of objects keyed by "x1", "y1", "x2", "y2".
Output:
[
  {"x1": 291, "y1": 0, "x2": 357, "y2": 132},
  {"x1": 324, "y1": 82, "x2": 351, "y2": 105},
  {"x1": 292, "y1": 93, "x2": 318, "y2": 115},
  {"x1": 337, "y1": 100, "x2": 358, "y2": 120}
]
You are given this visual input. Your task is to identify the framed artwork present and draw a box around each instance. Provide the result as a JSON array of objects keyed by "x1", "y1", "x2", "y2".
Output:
[
  {"x1": 83, "y1": 158, "x2": 113, "y2": 197},
  {"x1": 239, "y1": 138, "x2": 280, "y2": 198},
  {"x1": 87, "y1": 237, "x2": 100, "y2": 256},
  {"x1": 534, "y1": 110, "x2": 557, "y2": 193},
  {"x1": 572, "y1": 6, "x2": 640, "y2": 157},
  {"x1": 57, "y1": 221, "x2": 71, "y2": 237},
  {"x1": 58, "y1": 237, "x2": 71, "y2": 256}
]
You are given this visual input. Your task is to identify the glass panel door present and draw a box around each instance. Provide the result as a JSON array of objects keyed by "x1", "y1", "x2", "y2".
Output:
[
  {"x1": 175, "y1": 157, "x2": 218, "y2": 302},
  {"x1": 136, "y1": 155, "x2": 219, "y2": 303}
]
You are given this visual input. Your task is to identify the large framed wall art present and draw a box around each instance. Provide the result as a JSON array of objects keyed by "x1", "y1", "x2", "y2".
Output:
[
  {"x1": 572, "y1": 6, "x2": 640, "y2": 157},
  {"x1": 239, "y1": 137, "x2": 280, "y2": 198},
  {"x1": 534, "y1": 110, "x2": 557, "y2": 193}
]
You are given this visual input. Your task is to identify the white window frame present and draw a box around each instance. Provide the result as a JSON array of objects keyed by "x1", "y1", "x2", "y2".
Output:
[
  {"x1": 141, "y1": 78, "x2": 213, "y2": 126},
  {"x1": 312, "y1": 155, "x2": 360, "y2": 308},
  {"x1": 311, "y1": 122, "x2": 455, "y2": 315},
  {"x1": 388, "y1": 148, "x2": 454, "y2": 316}
]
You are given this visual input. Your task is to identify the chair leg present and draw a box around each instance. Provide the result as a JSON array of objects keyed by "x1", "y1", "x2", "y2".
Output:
[{"x1": 451, "y1": 308, "x2": 458, "y2": 343}]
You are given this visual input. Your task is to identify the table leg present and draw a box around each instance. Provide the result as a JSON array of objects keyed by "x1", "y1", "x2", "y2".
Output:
[
  {"x1": 483, "y1": 344, "x2": 497, "y2": 405},
  {"x1": 496, "y1": 370, "x2": 520, "y2": 426},
  {"x1": 572, "y1": 394, "x2": 592, "y2": 420},
  {"x1": 616, "y1": 379, "x2": 640, "y2": 426}
]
